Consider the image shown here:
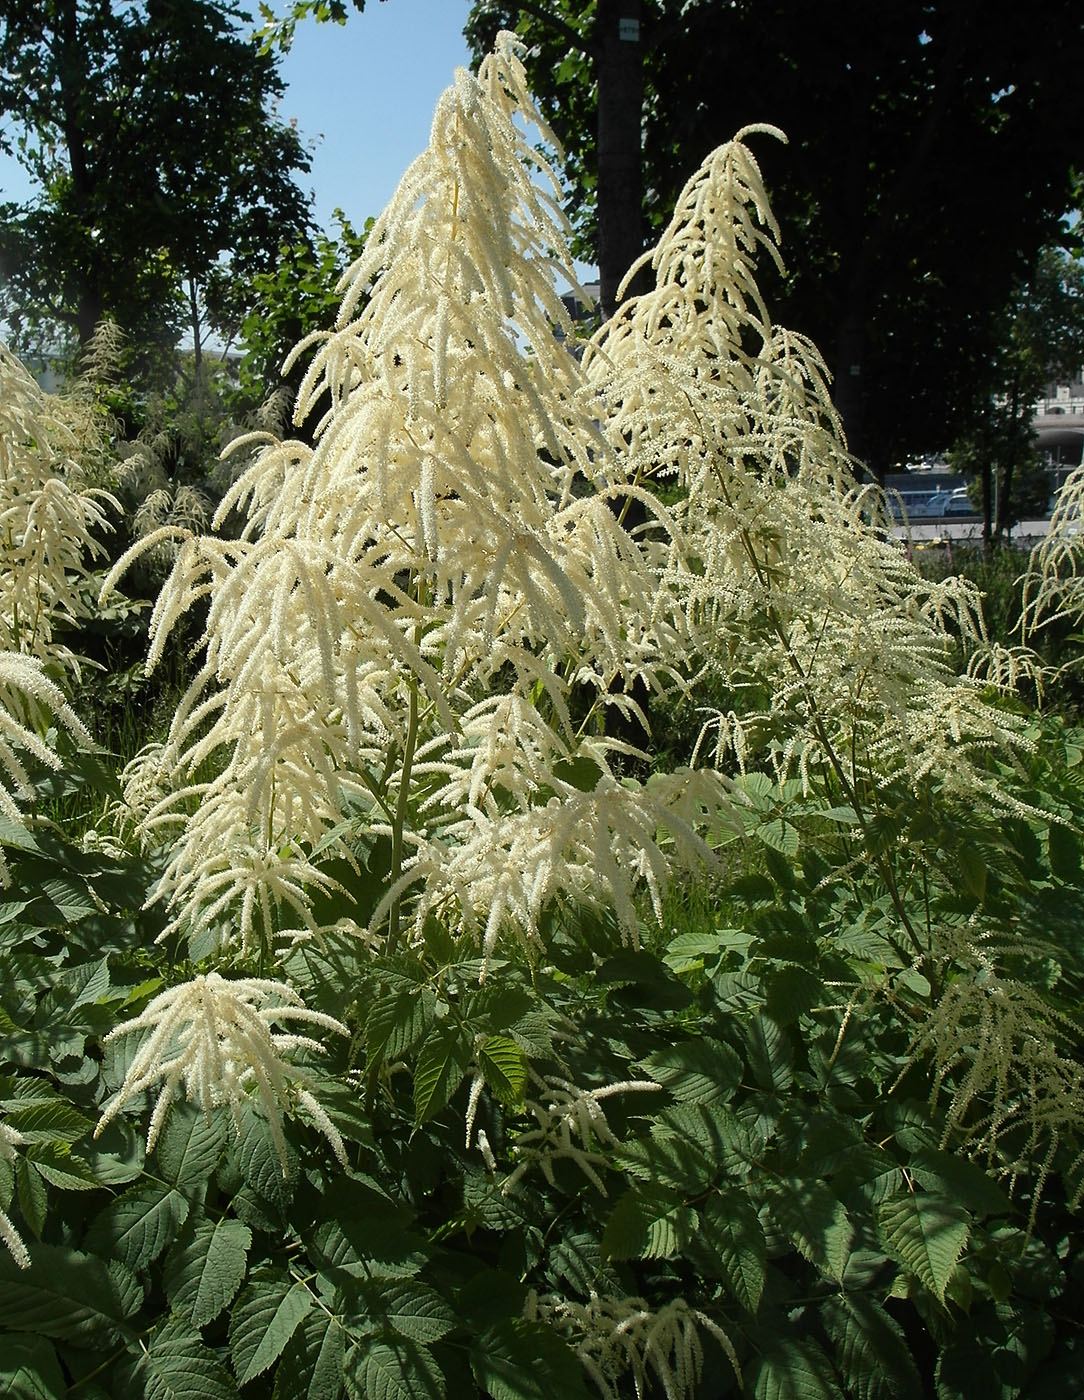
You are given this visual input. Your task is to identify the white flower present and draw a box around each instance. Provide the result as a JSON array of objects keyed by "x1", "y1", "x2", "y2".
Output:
[
  {"x1": 527, "y1": 1291, "x2": 740, "y2": 1400},
  {"x1": 503, "y1": 1073, "x2": 660, "y2": 1195},
  {"x1": 96, "y1": 973, "x2": 349, "y2": 1170},
  {"x1": 1, "y1": 1121, "x2": 30, "y2": 1269}
]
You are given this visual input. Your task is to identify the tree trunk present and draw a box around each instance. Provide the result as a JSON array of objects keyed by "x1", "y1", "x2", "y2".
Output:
[{"x1": 595, "y1": 0, "x2": 645, "y2": 318}]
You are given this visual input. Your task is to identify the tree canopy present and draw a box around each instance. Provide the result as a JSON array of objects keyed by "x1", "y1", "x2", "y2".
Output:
[
  {"x1": 0, "y1": 0, "x2": 314, "y2": 379},
  {"x1": 466, "y1": 0, "x2": 1084, "y2": 469}
]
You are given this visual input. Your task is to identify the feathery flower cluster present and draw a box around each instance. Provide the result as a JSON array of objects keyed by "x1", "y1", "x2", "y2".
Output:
[
  {"x1": 104, "y1": 33, "x2": 705, "y2": 957},
  {"x1": 526, "y1": 1291, "x2": 739, "y2": 1400},
  {"x1": 0, "y1": 344, "x2": 114, "y2": 874},
  {"x1": 502, "y1": 1072, "x2": 660, "y2": 1195},
  {"x1": 1022, "y1": 460, "x2": 1084, "y2": 643},
  {"x1": 0, "y1": 1120, "x2": 30, "y2": 1269},
  {"x1": 900, "y1": 920, "x2": 1084, "y2": 1210},
  {"x1": 0, "y1": 343, "x2": 117, "y2": 661},
  {"x1": 96, "y1": 973, "x2": 349, "y2": 1169},
  {"x1": 583, "y1": 136, "x2": 1031, "y2": 807}
]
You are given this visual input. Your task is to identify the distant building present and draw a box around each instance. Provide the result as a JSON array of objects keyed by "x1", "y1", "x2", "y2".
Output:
[{"x1": 1034, "y1": 370, "x2": 1084, "y2": 475}]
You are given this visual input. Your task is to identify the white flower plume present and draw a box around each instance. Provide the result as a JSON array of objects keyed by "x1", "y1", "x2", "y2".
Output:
[
  {"x1": 527, "y1": 1291, "x2": 740, "y2": 1400},
  {"x1": 96, "y1": 973, "x2": 349, "y2": 1169},
  {"x1": 1, "y1": 1120, "x2": 30, "y2": 1269}
]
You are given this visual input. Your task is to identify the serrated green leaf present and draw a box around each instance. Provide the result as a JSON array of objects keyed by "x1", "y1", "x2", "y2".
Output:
[
  {"x1": 27, "y1": 1142, "x2": 100, "y2": 1190},
  {"x1": 768, "y1": 1178, "x2": 853, "y2": 1280},
  {"x1": 230, "y1": 1269, "x2": 313, "y2": 1386},
  {"x1": 413, "y1": 1026, "x2": 471, "y2": 1124},
  {"x1": 470, "y1": 1318, "x2": 591, "y2": 1400},
  {"x1": 306, "y1": 1179, "x2": 428, "y2": 1281},
  {"x1": 696, "y1": 1190, "x2": 766, "y2": 1314},
  {"x1": 821, "y1": 1293, "x2": 922, "y2": 1400},
  {"x1": 16, "y1": 1158, "x2": 47, "y2": 1238},
  {"x1": 748, "y1": 1334, "x2": 846, "y2": 1400},
  {"x1": 744, "y1": 1012, "x2": 793, "y2": 1091},
  {"x1": 353, "y1": 1278, "x2": 457, "y2": 1344},
  {"x1": 85, "y1": 1181, "x2": 190, "y2": 1270},
  {"x1": 130, "y1": 1317, "x2": 241, "y2": 1400},
  {"x1": 1048, "y1": 821, "x2": 1081, "y2": 882},
  {"x1": 0, "y1": 1242, "x2": 139, "y2": 1344},
  {"x1": 344, "y1": 1339, "x2": 445, "y2": 1400},
  {"x1": 366, "y1": 989, "x2": 437, "y2": 1067},
  {"x1": 479, "y1": 1036, "x2": 528, "y2": 1106},
  {"x1": 273, "y1": 1308, "x2": 346, "y2": 1400},
  {"x1": 0, "y1": 1333, "x2": 66, "y2": 1400},
  {"x1": 766, "y1": 964, "x2": 823, "y2": 1025},
  {"x1": 616, "y1": 1130, "x2": 715, "y2": 1194},
  {"x1": 639, "y1": 1037, "x2": 742, "y2": 1102},
  {"x1": 602, "y1": 1185, "x2": 697, "y2": 1260},
  {"x1": 165, "y1": 1216, "x2": 252, "y2": 1328},
  {"x1": 908, "y1": 1148, "x2": 1010, "y2": 1217},
  {"x1": 757, "y1": 817, "x2": 799, "y2": 854},
  {"x1": 878, "y1": 1194, "x2": 969, "y2": 1303},
  {"x1": 957, "y1": 842, "x2": 987, "y2": 900},
  {"x1": 234, "y1": 1105, "x2": 297, "y2": 1207},
  {"x1": 155, "y1": 1103, "x2": 227, "y2": 1187},
  {"x1": 6, "y1": 1096, "x2": 93, "y2": 1144}
]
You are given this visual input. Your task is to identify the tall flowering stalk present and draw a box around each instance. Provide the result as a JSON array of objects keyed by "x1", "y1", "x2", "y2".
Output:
[
  {"x1": 0, "y1": 345, "x2": 113, "y2": 879},
  {"x1": 110, "y1": 34, "x2": 721, "y2": 961}
]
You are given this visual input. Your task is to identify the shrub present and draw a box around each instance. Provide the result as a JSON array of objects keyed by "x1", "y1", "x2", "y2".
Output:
[{"x1": 1, "y1": 33, "x2": 1082, "y2": 1400}]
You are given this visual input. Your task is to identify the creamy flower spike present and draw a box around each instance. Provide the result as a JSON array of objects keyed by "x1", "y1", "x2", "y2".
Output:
[
  {"x1": 0, "y1": 1121, "x2": 30, "y2": 1269},
  {"x1": 104, "y1": 33, "x2": 704, "y2": 958},
  {"x1": 96, "y1": 973, "x2": 349, "y2": 1169}
]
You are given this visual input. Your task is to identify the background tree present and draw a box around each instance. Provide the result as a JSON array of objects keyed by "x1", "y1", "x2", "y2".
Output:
[
  {"x1": 466, "y1": 0, "x2": 1084, "y2": 471},
  {"x1": 0, "y1": 0, "x2": 314, "y2": 388},
  {"x1": 952, "y1": 246, "x2": 1084, "y2": 543}
]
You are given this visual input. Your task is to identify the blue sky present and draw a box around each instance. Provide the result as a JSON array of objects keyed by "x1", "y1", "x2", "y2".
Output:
[{"x1": 277, "y1": 0, "x2": 475, "y2": 233}]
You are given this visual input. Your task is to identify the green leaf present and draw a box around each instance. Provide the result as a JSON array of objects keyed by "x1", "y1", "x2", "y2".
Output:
[
  {"x1": 5, "y1": 1096, "x2": 93, "y2": 1144},
  {"x1": 757, "y1": 818, "x2": 799, "y2": 855},
  {"x1": 478, "y1": 1036, "x2": 528, "y2": 1106},
  {"x1": 26, "y1": 1142, "x2": 100, "y2": 1191},
  {"x1": 470, "y1": 1318, "x2": 591, "y2": 1400},
  {"x1": 765, "y1": 965, "x2": 823, "y2": 1025},
  {"x1": 821, "y1": 1293, "x2": 923, "y2": 1400},
  {"x1": 272, "y1": 1308, "x2": 346, "y2": 1400},
  {"x1": 744, "y1": 1012, "x2": 794, "y2": 1091},
  {"x1": 230, "y1": 1268, "x2": 313, "y2": 1387},
  {"x1": 0, "y1": 1242, "x2": 140, "y2": 1345},
  {"x1": 234, "y1": 1105, "x2": 297, "y2": 1207},
  {"x1": 16, "y1": 1159, "x2": 47, "y2": 1238},
  {"x1": 695, "y1": 1190, "x2": 766, "y2": 1314},
  {"x1": 748, "y1": 1334, "x2": 846, "y2": 1400},
  {"x1": 129, "y1": 1317, "x2": 241, "y2": 1400},
  {"x1": 957, "y1": 842, "x2": 987, "y2": 900},
  {"x1": 878, "y1": 1194, "x2": 970, "y2": 1303},
  {"x1": 767, "y1": 1178, "x2": 853, "y2": 1281},
  {"x1": 908, "y1": 1148, "x2": 1010, "y2": 1217},
  {"x1": 413, "y1": 1025, "x2": 471, "y2": 1124},
  {"x1": 602, "y1": 1184, "x2": 698, "y2": 1260},
  {"x1": 366, "y1": 988, "x2": 437, "y2": 1067},
  {"x1": 165, "y1": 1216, "x2": 252, "y2": 1328},
  {"x1": 354, "y1": 1278, "x2": 457, "y2": 1344},
  {"x1": 85, "y1": 1181, "x2": 190, "y2": 1270},
  {"x1": 1048, "y1": 821, "x2": 1081, "y2": 882},
  {"x1": 155, "y1": 1103, "x2": 227, "y2": 1187},
  {"x1": 639, "y1": 1037, "x2": 743, "y2": 1102},
  {"x1": 344, "y1": 1339, "x2": 446, "y2": 1400},
  {"x1": 0, "y1": 1333, "x2": 66, "y2": 1400}
]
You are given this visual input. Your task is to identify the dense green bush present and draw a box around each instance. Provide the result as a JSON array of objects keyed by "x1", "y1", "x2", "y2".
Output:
[{"x1": 1, "y1": 34, "x2": 1081, "y2": 1400}]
